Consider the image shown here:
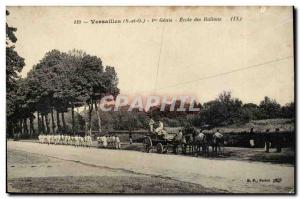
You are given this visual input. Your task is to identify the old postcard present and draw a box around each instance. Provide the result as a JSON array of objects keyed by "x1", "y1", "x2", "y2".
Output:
[{"x1": 6, "y1": 6, "x2": 295, "y2": 194}]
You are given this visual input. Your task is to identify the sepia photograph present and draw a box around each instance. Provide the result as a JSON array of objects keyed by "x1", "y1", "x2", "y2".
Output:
[{"x1": 6, "y1": 6, "x2": 295, "y2": 194}]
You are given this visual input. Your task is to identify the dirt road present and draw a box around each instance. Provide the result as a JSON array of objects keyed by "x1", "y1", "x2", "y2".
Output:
[
  {"x1": 8, "y1": 149, "x2": 216, "y2": 193},
  {"x1": 7, "y1": 141, "x2": 294, "y2": 193}
]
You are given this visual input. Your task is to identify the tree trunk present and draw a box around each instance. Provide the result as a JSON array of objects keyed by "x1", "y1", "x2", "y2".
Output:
[
  {"x1": 41, "y1": 114, "x2": 45, "y2": 134},
  {"x1": 84, "y1": 104, "x2": 88, "y2": 136},
  {"x1": 77, "y1": 107, "x2": 80, "y2": 133},
  {"x1": 51, "y1": 109, "x2": 56, "y2": 134},
  {"x1": 14, "y1": 121, "x2": 18, "y2": 137},
  {"x1": 88, "y1": 101, "x2": 94, "y2": 136},
  {"x1": 56, "y1": 111, "x2": 61, "y2": 134},
  {"x1": 94, "y1": 100, "x2": 102, "y2": 134},
  {"x1": 7, "y1": 121, "x2": 12, "y2": 138},
  {"x1": 71, "y1": 103, "x2": 75, "y2": 136},
  {"x1": 16, "y1": 119, "x2": 21, "y2": 139},
  {"x1": 11, "y1": 122, "x2": 15, "y2": 138},
  {"x1": 62, "y1": 112, "x2": 66, "y2": 134},
  {"x1": 45, "y1": 114, "x2": 50, "y2": 134},
  {"x1": 13, "y1": 122, "x2": 17, "y2": 137},
  {"x1": 23, "y1": 118, "x2": 28, "y2": 135},
  {"x1": 20, "y1": 119, "x2": 23, "y2": 135},
  {"x1": 7, "y1": 122, "x2": 11, "y2": 138},
  {"x1": 37, "y1": 112, "x2": 40, "y2": 134},
  {"x1": 43, "y1": 115, "x2": 46, "y2": 133},
  {"x1": 30, "y1": 116, "x2": 35, "y2": 136},
  {"x1": 28, "y1": 117, "x2": 31, "y2": 136}
]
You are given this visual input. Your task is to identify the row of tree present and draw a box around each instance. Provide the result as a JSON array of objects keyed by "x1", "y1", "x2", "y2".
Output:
[
  {"x1": 7, "y1": 10, "x2": 120, "y2": 138},
  {"x1": 7, "y1": 49, "x2": 120, "y2": 137}
]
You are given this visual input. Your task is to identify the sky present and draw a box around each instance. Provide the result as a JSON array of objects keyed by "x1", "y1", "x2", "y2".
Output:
[{"x1": 6, "y1": 6, "x2": 294, "y2": 105}]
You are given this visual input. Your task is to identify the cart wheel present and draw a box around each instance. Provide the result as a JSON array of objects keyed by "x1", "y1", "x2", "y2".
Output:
[
  {"x1": 143, "y1": 136, "x2": 152, "y2": 153},
  {"x1": 157, "y1": 143, "x2": 164, "y2": 154}
]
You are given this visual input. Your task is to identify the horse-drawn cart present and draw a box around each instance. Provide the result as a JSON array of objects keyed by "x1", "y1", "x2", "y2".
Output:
[
  {"x1": 143, "y1": 125, "x2": 225, "y2": 156},
  {"x1": 143, "y1": 127, "x2": 186, "y2": 154}
]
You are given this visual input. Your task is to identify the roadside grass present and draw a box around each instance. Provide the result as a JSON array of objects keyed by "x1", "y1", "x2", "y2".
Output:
[{"x1": 8, "y1": 176, "x2": 225, "y2": 193}]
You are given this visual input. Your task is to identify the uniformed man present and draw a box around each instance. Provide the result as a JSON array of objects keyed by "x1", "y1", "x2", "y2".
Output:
[
  {"x1": 249, "y1": 128, "x2": 255, "y2": 148},
  {"x1": 275, "y1": 128, "x2": 282, "y2": 153},
  {"x1": 149, "y1": 118, "x2": 155, "y2": 133},
  {"x1": 155, "y1": 121, "x2": 164, "y2": 135},
  {"x1": 265, "y1": 129, "x2": 271, "y2": 153},
  {"x1": 129, "y1": 132, "x2": 133, "y2": 144}
]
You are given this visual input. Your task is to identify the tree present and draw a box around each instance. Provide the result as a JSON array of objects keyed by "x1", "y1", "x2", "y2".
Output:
[
  {"x1": 6, "y1": 9, "x2": 25, "y2": 95},
  {"x1": 243, "y1": 103, "x2": 260, "y2": 120},
  {"x1": 6, "y1": 10, "x2": 25, "y2": 137},
  {"x1": 75, "y1": 54, "x2": 119, "y2": 135},
  {"x1": 280, "y1": 102, "x2": 295, "y2": 118},
  {"x1": 26, "y1": 50, "x2": 68, "y2": 134},
  {"x1": 52, "y1": 50, "x2": 84, "y2": 134},
  {"x1": 259, "y1": 96, "x2": 281, "y2": 119},
  {"x1": 200, "y1": 91, "x2": 249, "y2": 126},
  {"x1": 22, "y1": 49, "x2": 120, "y2": 136}
]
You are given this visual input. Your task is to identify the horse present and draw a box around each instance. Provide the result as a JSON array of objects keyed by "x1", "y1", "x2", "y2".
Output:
[
  {"x1": 194, "y1": 132, "x2": 209, "y2": 156},
  {"x1": 183, "y1": 134, "x2": 194, "y2": 154},
  {"x1": 209, "y1": 132, "x2": 224, "y2": 156},
  {"x1": 172, "y1": 131, "x2": 185, "y2": 154}
]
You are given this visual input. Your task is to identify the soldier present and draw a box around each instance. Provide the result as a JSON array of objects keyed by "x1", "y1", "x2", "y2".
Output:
[
  {"x1": 129, "y1": 133, "x2": 133, "y2": 145},
  {"x1": 155, "y1": 120, "x2": 167, "y2": 136},
  {"x1": 115, "y1": 135, "x2": 121, "y2": 149},
  {"x1": 265, "y1": 129, "x2": 271, "y2": 153},
  {"x1": 173, "y1": 130, "x2": 183, "y2": 154},
  {"x1": 249, "y1": 128, "x2": 255, "y2": 148},
  {"x1": 149, "y1": 118, "x2": 155, "y2": 133},
  {"x1": 275, "y1": 128, "x2": 282, "y2": 153}
]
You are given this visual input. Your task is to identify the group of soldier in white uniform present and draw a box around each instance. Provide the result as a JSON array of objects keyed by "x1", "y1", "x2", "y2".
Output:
[
  {"x1": 38, "y1": 134, "x2": 93, "y2": 147},
  {"x1": 96, "y1": 135, "x2": 121, "y2": 149},
  {"x1": 38, "y1": 134, "x2": 121, "y2": 149}
]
